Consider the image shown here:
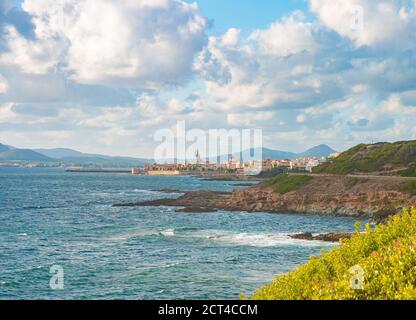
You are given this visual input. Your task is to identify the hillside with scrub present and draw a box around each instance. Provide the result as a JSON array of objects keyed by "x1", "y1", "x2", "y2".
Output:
[
  {"x1": 249, "y1": 208, "x2": 416, "y2": 300},
  {"x1": 313, "y1": 140, "x2": 416, "y2": 176}
]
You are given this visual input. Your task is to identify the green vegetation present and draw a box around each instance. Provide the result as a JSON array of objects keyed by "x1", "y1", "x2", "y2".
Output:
[
  {"x1": 401, "y1": 165, "x2": 416, "y2": 177},
  {"x1": 248, "y1": 208, "x2": 416, "y2": 300},
  {"x1": 401, "y1": 181, "x2": 416, "y2": 195},
  {"x1": 261, "y1": 174, "x2": 313, "y2": 194},
  {"x1": 344, "y1": 177, "x2": 369, "y2": 188},
  {"x1": 256, "y1": 167, "x2": 288, "y2": 179},
  {"x1": 345, "y1": 177, "x2": 360, "y2": 188},
  {"x1": 257, "y1": 167, "x2": 310, "y2": 179},
  {"x1": 314, "y1": 140, "x2": 416, "y2": 175}
]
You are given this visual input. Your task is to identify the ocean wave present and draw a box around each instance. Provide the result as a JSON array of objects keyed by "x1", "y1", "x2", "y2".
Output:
[
  {"x1": 22, "y1": 205, "x2": 64, "y2": 210},
  {"x1": 131, "y1": 189, "x2": 174, "y2": 195},
  {"x1": 103, "y1": 231, "x2": 155, "y2": 242},
  {"x1": 90, "y1": 192, "x2": 112, "y2": 197},
  {"x1": 159, "y1": 229, "x2": 175, "y2": 237},
  {"x1": 187, "y1": 230, "x2": 334, "y2": 248},
  {"x1": 103, "y1": 228, "x2": 176, "y2": 242}
]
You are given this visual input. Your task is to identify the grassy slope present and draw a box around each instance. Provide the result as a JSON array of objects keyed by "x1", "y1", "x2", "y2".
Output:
[
  {"x1": 314, "y1": 141, "x2": 416, "y2": 175},
  {"x1": 249, "y1": 208, "x2": 416, "y2": 300},
  {"x1": 261, "y1": 174, "x2": 313, "y2": 194},
  {"x1": 401, "y1": 166, "x2": 416, "y2": 177}
]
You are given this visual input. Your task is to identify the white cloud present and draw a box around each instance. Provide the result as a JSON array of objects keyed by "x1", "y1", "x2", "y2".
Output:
[
  {"x1": 351, "y1": 84, "x2": 368, "y2": 94},
  {"x1": 2, "y1": 1, "x2": 416, "y2": 156},
  {"x1": 0, "y1": 25, "x2": 66, "y2": 75},
  {"x1": 1, "y1": 0, "x2": 208, "y2": 88},
  {"x1": 0, "y1": 103, "x2": 14, "y2": 121},
  {"x1": 220, "y1": 28, "x2": 241, "y2": 47},
  {"x1": 194, "y1": 15, "x2": 337, "y2": 111},
  {"x1": 309, "y1": 0, "x2": 416, "y2": 47},
  {"x1": 250, "y1": 12, "x2": 317, "y2": 56},
  {"x1": 227, "y1": 111, "x2": 275, "y2": 127},
  {"x1": 0, "y1": 74, "x2": 8, "y2": 93}
]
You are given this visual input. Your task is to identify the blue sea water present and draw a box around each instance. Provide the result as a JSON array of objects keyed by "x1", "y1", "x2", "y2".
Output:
[{"x1": 0, "y1": 168, "x2": 364, "y2": 300}]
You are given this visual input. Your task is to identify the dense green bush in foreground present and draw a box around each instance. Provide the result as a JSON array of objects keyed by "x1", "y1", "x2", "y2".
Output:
[{"x1": 249, "y1": 208, "x2": 416, "y2": 300}]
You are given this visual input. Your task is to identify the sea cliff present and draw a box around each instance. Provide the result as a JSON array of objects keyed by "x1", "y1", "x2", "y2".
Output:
[
  {"x1": 114, "y1": 174, "x2": 416, "y2": 221},
  {"x1": 213, "y1": 175, "x2": 416, "y2": 221}
]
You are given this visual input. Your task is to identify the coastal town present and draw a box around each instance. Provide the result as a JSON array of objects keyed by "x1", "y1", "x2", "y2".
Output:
[
  {"x1": 136, "y1": 151, "x2": 341, "y2": 176},
  {"x1": 1, "y1": 150, "x2": 342, "y2": 177}
]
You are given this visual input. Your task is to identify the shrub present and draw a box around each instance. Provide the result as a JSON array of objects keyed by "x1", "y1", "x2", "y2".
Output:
[
  {"x1": 256, "y1": 167, "x2": 288, "y2": 179},
  {"x1": 248, "y1": 208, "x2": 416, "y2": 300},
  {"x1": 344, "y1": 177, "x2": 368, "y2": 188},
  {"x1": 261, "y1": 174, "x2": 313, "y2": 194},
  {"x1": 401, "y1": 166, "x2": 416, "y2": 177},
  {"x1": 401, "y1": 181, "x2": 416, "y2": 195},
  {"x1": 345, "y1": 177, "x2": 360, "y2": 188}
]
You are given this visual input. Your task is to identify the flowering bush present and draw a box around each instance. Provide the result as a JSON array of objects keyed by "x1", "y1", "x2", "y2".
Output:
[{"x1": 249, "y1": 208, "x2": 416, "y2": 300}]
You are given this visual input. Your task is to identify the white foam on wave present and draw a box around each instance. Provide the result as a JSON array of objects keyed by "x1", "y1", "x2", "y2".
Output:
[
  {"x1": 132, "y1": 189, "x2": 178, "y2": 196},
  {"x1": 160, "y1": 229, "x2": 175, "y2": 237},
  {"x1": 188, "y1": 230, "x2": 334, "y2": 248},
  {"x1": 104, "y1": 230, "x2": 156, "y2": 242},
  {"x1": 133, "y1": 189, "x2": 153, "y2": 194},
  {"x1": 91, "y1": 192, "x2": 112, "y2": 197},
  {"x1": 103, "y1": 228, "x2": 176, "y2": 242}
]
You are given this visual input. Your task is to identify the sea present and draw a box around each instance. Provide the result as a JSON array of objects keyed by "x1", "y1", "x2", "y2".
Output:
[{"x1": 0, "y1": 168, "x2": 364, "y2": 299}]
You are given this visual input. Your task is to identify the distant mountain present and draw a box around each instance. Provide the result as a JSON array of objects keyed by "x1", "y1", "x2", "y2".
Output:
[
  {"x1": 1, "y1": 143, "x2": 152, "y2": 167},
  {"x1": 260, "y1": 148, "x2": 297, "y2": 160},
  {"x1": 1, "y1": 142, "x2": 336, "y2": 165},
  {"x1": 0, "y1": 143, "x2": 53, "y2": 162},
  {"x1": 34, "y1": 148, "x2": 86, "y2": 159},
  {"x1": 236, "y1": 145, "x2": 336, "y2": 161},
  {"x1": 34, "y1": 148, "x2": 152, "y2": 167},
  {"x1": 0, "y1": 143, "x2": 10, "y2": 152},
  {"x1": 297, "y1": 144, "x2": 336, "y2": 159}
]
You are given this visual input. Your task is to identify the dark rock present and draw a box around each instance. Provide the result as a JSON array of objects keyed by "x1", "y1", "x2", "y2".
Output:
[
  {"x1": 113, "y1": 190, "x2": 230, "y2": 213},
  {"x1": 314, "y1": 232, "x2": 353, "y2": 242},
  {"x1": 290, "y1": 233, "x2": 314, "y2": 241},
  {"x1": 290, "y1": 232, "x2": 353, "y2": 243}
]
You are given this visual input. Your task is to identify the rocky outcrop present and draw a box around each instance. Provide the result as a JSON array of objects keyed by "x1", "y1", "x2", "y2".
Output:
[
  {"x1": 114, "y1": 175, "x2": 416, "y2": 220},
  {"x1": 113, "y1": 190, "x2": 230, "y2": 213},
  {"x1": 290, "y1": 232, "x2": 353, "y2": 243},
  {"x1": 211, "y1": 176, "x2": 416, "y2": 220}
]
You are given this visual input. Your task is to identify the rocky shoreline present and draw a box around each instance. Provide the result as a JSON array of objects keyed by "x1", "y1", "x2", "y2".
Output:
[
  {"x1": 113, "y1": 175, "x2": 416, "y2": 222},
  {"x1": 113, "y1": 190, "x2": 231, "y2": 213},
  {"x1": 289, "y1": 232, "x2": 353, "y2": 242}
]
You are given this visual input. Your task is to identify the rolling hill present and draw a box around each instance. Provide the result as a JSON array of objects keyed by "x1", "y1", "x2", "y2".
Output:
[
  {"x1": 239, "y1": 144, "x2": 336, "y2": 161},
  {"x1": 1, "y1": 142, "x2": 336, "y2": 166},
  {"x1": 33, "y1": 148, "x2": 87, "y2": 159},
  {"x1": 313, "y1": 140, "x2": 416, "y2": 176},
  {"x1": 34, "y1": 148, "x2": 152, "y2": 166},
  {"x1": 0, "y1": 144, "x2": 53, "y2": 162},
  {"x1": 297, "y1": 144, "x2": 336, "y2": 158},
  {"x1": 0, "y1": 143, "x2": 151, "y2": 167}
]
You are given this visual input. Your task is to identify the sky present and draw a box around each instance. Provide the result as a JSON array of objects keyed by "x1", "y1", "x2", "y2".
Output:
[{"x1": 1, "y1": 0, "x2": 416, "y2": 158}]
